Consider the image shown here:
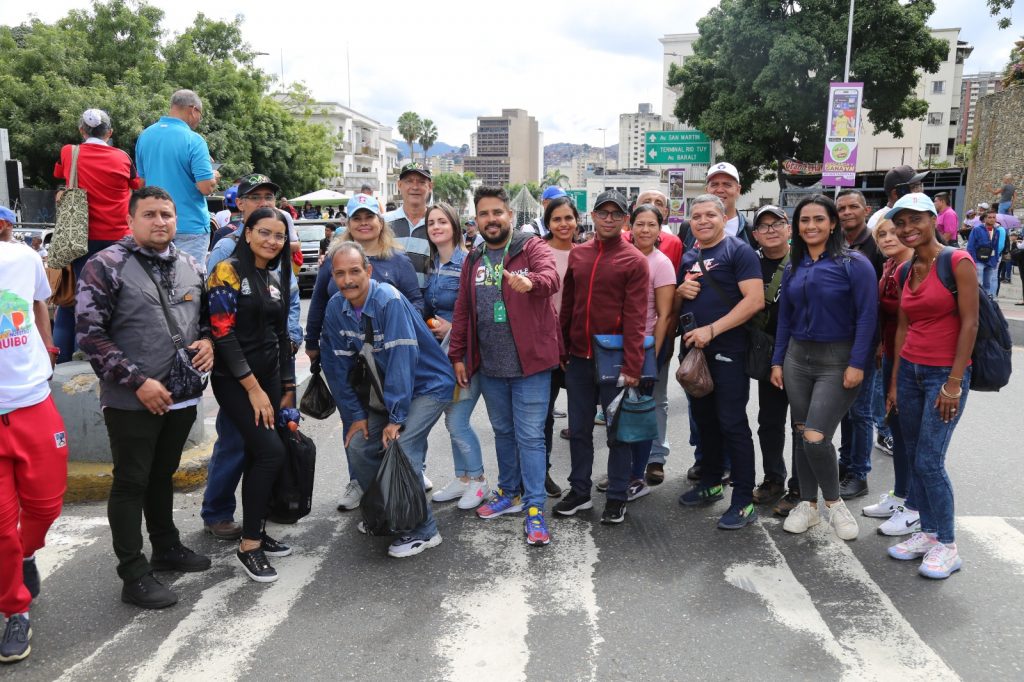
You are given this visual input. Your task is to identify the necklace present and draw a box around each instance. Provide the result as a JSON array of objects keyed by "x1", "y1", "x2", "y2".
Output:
[
  {"x1": 255, "y1": 268, "x2": 271, "y2": 290},
  {"x1": 912, "y1": 247, "x2": 940, "y2": 284}
]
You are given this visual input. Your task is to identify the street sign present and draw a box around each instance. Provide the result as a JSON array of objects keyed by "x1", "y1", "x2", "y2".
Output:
[
  {"x1": 645, "y1": 130, "x2": 711, "y2": 165},
  {"x1": 566, "y1": 189, "x2": 586, "y2": 213}
]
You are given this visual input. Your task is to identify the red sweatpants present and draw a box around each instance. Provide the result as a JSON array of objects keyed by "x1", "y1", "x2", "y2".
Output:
[{"x1": 0, "y1": 396, "x2": 68, "y2": 616}]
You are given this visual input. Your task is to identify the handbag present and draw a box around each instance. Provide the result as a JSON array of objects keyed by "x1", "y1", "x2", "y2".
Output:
[
  {"x1": 49, "y1": 145, "x2": 90, "y2": 270},
  {"x1": 612, "y1": 388, "x2": 659, "y2": 443},
  {"x1": 592, "y1": 334, "x2": 657, "y2": 385},
  {"x1": 299, "y1": 360, "x2": 336, "y2": 419},
  {"x1": 46, "y1": 265, "x2": 77, "y2": 308},
  {"x1": 676, "y1": 346, "x2": 714, "y2": 397},
  {"x1": 268, "y1": 423, "x2": 317, "y2": 524},
  {"x1": 348, "y1": 315, "x2": 388, "y2": 415}
]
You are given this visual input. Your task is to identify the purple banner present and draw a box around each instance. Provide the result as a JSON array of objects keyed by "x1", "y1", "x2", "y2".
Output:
[
  {"x1": 668, "y1": 168, "x2": 686, "y2": 226},
  {"x1": 821, "y1": 82, "x2": 863, "y2": 187}
]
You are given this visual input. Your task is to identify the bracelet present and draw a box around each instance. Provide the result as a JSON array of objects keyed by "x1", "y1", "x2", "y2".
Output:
[
  {"x1": 246, "y1": 384, "x2": 260, "y2": 393},
  {"x1": 46, "y1": 346, "x2": 60, "y2": 356},
  {"x1": 709, "y1": 324, "x2": 715, "y2": 339},
  {"x1": 947, "y1": 375, "x2": 962, "y2": 383},
  {"x1": 939, "y1": 386, "x2": 962, "y2": 399}
]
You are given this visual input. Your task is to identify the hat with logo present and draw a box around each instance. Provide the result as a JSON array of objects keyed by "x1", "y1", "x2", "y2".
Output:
[
  {"x1": 593, "y1": 190, "x2": 628, "y2": 214},
  {"x1": 754, "y1": 205, "x2": 788, "y2": 224},
  {"x1": 237, "y1": 173, "x2": 280, "y2": 198},
  {"x1": 885, "y1": 192, "x2": 937, "y2": 220},
  {"x1": 883, "y1": 165, "x2": 928, "y2": 194},
  {"x1": 399, "y1": 162, "x2": 431, "y2": 180},
  {"x1": 0, "y1": 206, "x2": 15, "y2": 223},
  {"x1": 541, "y1": 186, "x2": 567, "y2": 201},
  {"x1": 978, "y1": 202, "x2": 991, "y2": 211},
  {"x1": 223, "y1": 185, "x2": 238, "y2": 209},
  {"x1": 706, "y1": 162, "x2": 740, "y2": 183},
  {"x1": 347, "y1": 193, "x2": 381, "y2": 217}
]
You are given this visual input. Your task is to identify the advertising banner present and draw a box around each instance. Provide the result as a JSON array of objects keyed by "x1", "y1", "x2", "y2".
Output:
[
  {"x1": 667, "y1": 168, "x2": 687, "y2": 229},
  {"x1": 821, "y1": 82, "x2": 863, "y2": 187}
]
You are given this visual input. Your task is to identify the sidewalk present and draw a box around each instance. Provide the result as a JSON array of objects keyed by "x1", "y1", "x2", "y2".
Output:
[{"x1": 995, "y1": 269, "x2": 1024, "y2": 346}]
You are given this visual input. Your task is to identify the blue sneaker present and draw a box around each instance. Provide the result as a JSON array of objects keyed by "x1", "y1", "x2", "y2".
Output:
[
  {"x1": 524, "y1": 507, "x2": 551, "y2": 546},
  {"x1": 718, "y1": 503, "x2": 757, "y2": 530},
  {"x1": 679, "y1": 484, "x2": 724, "y2": 507},
  {"x1": 0, "y1": 613, "x2": 31, "y2": 663},
  {"x1": 477, "y1": 488, "x2": 524, "y2": 519}
]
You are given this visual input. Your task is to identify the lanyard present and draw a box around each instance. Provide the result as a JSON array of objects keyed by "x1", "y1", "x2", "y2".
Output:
[{"x1": 480, "y1": 238, "x2": 512, "y2": 285}]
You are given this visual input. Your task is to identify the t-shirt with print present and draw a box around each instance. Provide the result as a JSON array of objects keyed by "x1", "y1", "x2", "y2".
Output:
[
  {"x1": 678, "y1": 236, "x2": 762, "y2": 355},
  {"x1": 644, "y1": 249, "x2": 675, "y2": 336},
  {"x1": 0, "y1": 242, "x2": 53, "y2": 410},
  {"x1": 474, "y1": 245, "x2": 523, "y2": 378}
]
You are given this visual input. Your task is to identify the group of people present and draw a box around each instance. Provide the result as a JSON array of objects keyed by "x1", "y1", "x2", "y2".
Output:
[{"x1": 0, "y1": 95, "x2": 993, "y2": 665}]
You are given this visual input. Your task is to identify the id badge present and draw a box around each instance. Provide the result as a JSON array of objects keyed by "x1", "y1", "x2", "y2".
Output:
[{"x1": 493, "y1": 300, "x2": 508, "y2": 323}]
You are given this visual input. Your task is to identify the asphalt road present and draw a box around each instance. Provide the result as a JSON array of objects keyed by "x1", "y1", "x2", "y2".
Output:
[{"x1": 13, "y1": 347, "x2": 1024, "y2": 681}]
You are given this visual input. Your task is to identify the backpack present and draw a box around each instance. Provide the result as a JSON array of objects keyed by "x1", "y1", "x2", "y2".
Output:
[
  {"x1": 268, "y1": 425, "x2": 317, "y2": 524},
  {"x1": 897, "y1": 247, "x2": 1012, "y2": 392}
]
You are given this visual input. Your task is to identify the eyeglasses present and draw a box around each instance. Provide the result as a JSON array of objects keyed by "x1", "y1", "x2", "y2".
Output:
[
  {"x1": 243, "y1": 194, "x2": 277, "y2": 202},
  {"x1": 594, "y1": 210, "x2": 626, "y2": 221},
  {"x1": 253, "y1": 228, "x2": 287, "y2": 243},
  {"x1": 754, "y1": 221, "x2": 787, "y2": 233}
]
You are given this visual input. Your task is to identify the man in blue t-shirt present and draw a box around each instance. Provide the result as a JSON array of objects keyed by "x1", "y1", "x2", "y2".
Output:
[{"x1": 674, "y1": 194, "x2": 765, "y2": 530}]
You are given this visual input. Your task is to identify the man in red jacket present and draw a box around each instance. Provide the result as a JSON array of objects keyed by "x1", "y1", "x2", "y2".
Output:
[{"x1": 555, "y1": 190, "x2": 650, "y2": 524}]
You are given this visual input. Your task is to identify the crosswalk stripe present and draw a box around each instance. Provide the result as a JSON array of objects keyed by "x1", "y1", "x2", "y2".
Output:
[
  {"x1": 957, "y1": 516, "x2": 1024, "y2": 576},
  {"x1": 35, "y1": 516, "x2": 110, "y2": 581}
]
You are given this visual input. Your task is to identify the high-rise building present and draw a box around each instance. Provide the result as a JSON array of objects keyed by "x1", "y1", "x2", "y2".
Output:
[
  {"x1": 464, "y1": 109, "x2": 540, "y2": 187},
  {"x1": 958, "y1": 72, "x2": 1004, "y2": 145},
  {"x1": 618, "y1": 104, "x2": 665, "y2": 170}
]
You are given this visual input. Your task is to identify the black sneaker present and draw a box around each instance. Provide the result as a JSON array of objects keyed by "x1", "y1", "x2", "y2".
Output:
[
  {"x1": 121, "y1": 572, "x2": 178, "y2": 609},
  {"x1": 261, "y1": 533, "x2": 293, "y2": 557},
  {"x1": 875, "y1": 434, "x2": 894, "y2": 456},
  {"x1": 0, "y1": 613, "x2": 31, "y2": 663},
  {"x1": 553, "y1": 490, "x2": 593, "y2": 516},
  {"x1": 773, "y1": 490, "x2": 801, "y2": 517},
  {"x1": 839, "y1": 474, "x2": 868, "y2": 500},
  {"x1": 150, "y1": 542, "x2": 212, "y2": 572},
  {"x1": 752, "y1": 479, "x2": 785, "y2": 505},
  {"x1": 686, "y1": 463, "x2": 702, "y2": 481},
  {"x1": 545, "y1": 473, "x2": 563, "y2": 498},
  {"x1": 23, "y1": 557, "x2": 40, "y2": 599},
  {"x1": 601, "y1": 500, "x2": 626, "y2": 524},
  {"x1": 236, "y1": 547, "x2": 278, "y2": 583}
]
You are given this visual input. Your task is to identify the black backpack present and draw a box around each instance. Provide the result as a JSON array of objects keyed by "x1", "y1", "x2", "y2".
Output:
[
  {"x1": 268, "y1": 426, "x2": 317, "y2": 524},
  {"x1": 897, "y1": 247, "x2": 1012, "y2": 392}
]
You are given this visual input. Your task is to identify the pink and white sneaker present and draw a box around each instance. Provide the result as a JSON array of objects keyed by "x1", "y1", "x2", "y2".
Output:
[
  {"x1": 458, "y1": 479, "x2": 489, "y2": 510},
  {"x1": 919, "y1": 542, "x2": 962, "y2": 579},
  {"x1": 888, "y1": 532, "x2": 939, "y2": 560}
]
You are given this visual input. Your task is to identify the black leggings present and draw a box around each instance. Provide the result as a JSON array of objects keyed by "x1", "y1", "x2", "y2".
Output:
[{"x1": 212, "y1": 374, "x2": 285, "y2": 541}]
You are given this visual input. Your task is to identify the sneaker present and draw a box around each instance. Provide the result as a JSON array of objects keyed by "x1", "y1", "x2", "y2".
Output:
[
  {"x1": 919, "y1": 543, "x2": 962, "y2": 579},
  {"x1": 524, "y1": 507, "x2": 551, "y2": 546},
  {"x1": 559, "y1": 428, "x2": 570, "y2": 440},
  {"x1": 595, "y1": 475, "x2": 609, "y2": 493},
  {"x1": 686, "y1": 463, "x2": 702, "y2": 481},
  {"x1": 752, "y1": 479, "x2": 785, "y2": 505},
  {"x1": 862, "y1": 491, "x2": 904, "y2": 518},
  {"x1": 828, "y1": 499, "x2": 859, "y2": 540},
  {"x1": 422, "y1": 473, "x2": 433, "y2": 492},
  {"x1": 877, "y1": 506, "x2": 921, "y2": 536},
  {"x1": 888, "y1": 532, "x2": 940, "y2": 560},
  {"x1": 783, "y1": 501, "x2": 821, "y2": 533},
  {"x1": 594, "y1": 409, "x2": 606, "y2": 426},
  {"x1": 601, "y1": 500, "x2": 626, "y2": 524},
  {"x1": 457, "y1": 479, "x2": 489, "y2": 510},
  {"x1": 261, "y1": 533, "x2": 293, "y2": 557},
  {"x1": 0, "y1": 614, "x2": 31, "y2": 663},
  {"x1": 773, "y1": 490, "x2": 801, "y2": 517},
  {"x1": 22, "y1": 557, "x2": 40, "y2": 600},
  {"x1": 544, "y1": 473, "x2": 562, "y2": 498},
  {"x1": 718, "y1": 503, "x2": 757, "y2": 530},
  {"x1": 476, "y1": 489, "x2": 523, "y2": 519},
  {"x1": 553, "y1": 490, "x2": 593, "y2": 516},
  {"x1": 388, "y1": 533, "x2": 442, "y2": 558},
  {"x1": 553, "y1": 408, "x2": 566, "y2": 418},
  {"x1": 645, "y1": 462, "x2": 665, "y2": 485},
  {"x1": 875, "y1": 434, "x2": 894, "y2": 456},
  {"x1": 678, "y1": 484, "x2": 724, "y2": 507},
  {"x1": 626, "y1": 479, "x2": 650, "y2": 501},
  {"x1": 121, "y1": 572, "x2": 178, "y2": 609},
  {"x1": 150, "y1": 542, "x2": 212, "y2": 572},
  {"x1": 236, "y1": 547, "x2": 278, "y2": 583},
  {"x1": 838, "y1": 474, "x2": 868, "y2": 500},
  {"x1": 432, "y1": 478, "x2": 468, "y2": 503},
  {"x1": 336, "y1": 479, "x2": 363, "y2": 512},
  {"x1": 204, "y1": 520, "x2": 243, "y2": 540}
]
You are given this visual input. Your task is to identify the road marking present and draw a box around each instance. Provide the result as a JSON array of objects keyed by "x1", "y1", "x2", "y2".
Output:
[
  {"x1": 958, "y1": 516, "x2": 1024, "y2": 575},
  {"x1": 35, "y1": 515, "x2": 110, "y2": 580}
]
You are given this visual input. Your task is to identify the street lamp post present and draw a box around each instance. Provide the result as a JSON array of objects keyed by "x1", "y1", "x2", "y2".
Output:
[{"x1": 596, "y1": 127, "x2": 607, "y2": 173}]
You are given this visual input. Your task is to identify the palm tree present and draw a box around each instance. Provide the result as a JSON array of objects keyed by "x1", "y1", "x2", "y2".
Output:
[
  {"x1": 419, "y1": 119, "x2": 438, "y2": 160},
  {"x1": 397, "y1": 111, "x2": 422, "y2": 163},
  {"x1": 541, "y1": 168, "x2": 570, "y2": 189}
]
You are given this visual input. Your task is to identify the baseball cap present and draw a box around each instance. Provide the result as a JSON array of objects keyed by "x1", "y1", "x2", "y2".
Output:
[
  {"x1": 706, "y1": 162, "x2": 740, "y2": 183},
  {"x1": 978, "y1": 202, "x2": 991, "y2": 211},
  {"x1": 0, "y1": 206, "x2": 15, "y2": 223},
  {"x1": 883, "y1": 165, "x2": 928, "y2": 194},
  {"x1": 237, "y1": 173, "x2": 280, "y2": 197},
  {"x1": 885, "y1": 192, "x2": 937, "y2": 220},
  {"x1": 399, "y1": 162, "x2": 431, "y2": 180},
  {"x1": 754, "y1": 205, "x2": 788, "y2": 223},
  {"x1": 223, "y1": 185, "x2": 238, "y2": 209},
  {"x1": 542, "y1": 186, "x2": 567, "y2": 201},
  {"x1": 347, "y1": 193, "x2": 381, "y2": 217},
  {"x1": 593, "y1": 190, "x2": 628, "y2": 214}
]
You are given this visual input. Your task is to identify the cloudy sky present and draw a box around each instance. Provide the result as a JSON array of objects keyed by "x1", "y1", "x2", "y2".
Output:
[{"x1": 2, "y1": 0, "x2": 1019, "y2": 148}]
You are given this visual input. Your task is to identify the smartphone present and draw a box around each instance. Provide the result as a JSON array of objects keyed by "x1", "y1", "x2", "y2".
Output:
[{"x1": 680, "y1": 312, "x2": 696, "y2": 334}]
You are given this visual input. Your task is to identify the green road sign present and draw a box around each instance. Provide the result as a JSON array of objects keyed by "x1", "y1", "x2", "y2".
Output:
[
  {"x1": 566, "y1": 190, "x2": 586, "y2": 213},
  {"x1": 645, "y1": 130, "x2": 712, "y2": 165}
]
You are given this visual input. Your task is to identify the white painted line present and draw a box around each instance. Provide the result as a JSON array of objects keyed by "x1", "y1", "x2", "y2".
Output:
[
  {"x1": 35, "y1": 515, "x2": 110, "y2": 580},
  {"x1": 958, "y1": 516, "x2": 1024, "y2": 575}
]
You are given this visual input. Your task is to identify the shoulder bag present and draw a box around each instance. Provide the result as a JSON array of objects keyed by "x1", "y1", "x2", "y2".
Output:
[
  {"x1": 592, "y1": 334, "x2": 657, "y2": 385},
  {"x1": 49, "y1": 145, "x2": 90, "y2": 270},
  {"x1": 348, "y1": 314, "x2": 388, "y2": 414}
]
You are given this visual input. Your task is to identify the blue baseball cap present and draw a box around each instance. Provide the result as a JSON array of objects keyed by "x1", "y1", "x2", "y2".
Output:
[
  {"x1": 886, "y1": 192, "x2": 936, "y2": 220},
  {"x1": 223, "y1": 185, "x2": 238, "y2": 209},
  {"x1": 347, "y1": 193, "x2": 381, "y2": 217},
  {"x1": 0, "y1": 206, "x2": 16, "y2": 223},
  {"x1": 542, "y1": 186, "x2": 567, "y2": 201}
]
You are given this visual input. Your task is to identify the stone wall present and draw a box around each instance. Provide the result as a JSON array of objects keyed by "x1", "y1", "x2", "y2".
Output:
[{"x1": 967, "y1": 86, "x2": 1024, "y2": 213}]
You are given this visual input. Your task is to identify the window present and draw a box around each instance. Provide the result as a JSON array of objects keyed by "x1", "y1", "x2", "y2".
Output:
[
  {"x1": 932, "y1": 80, "x2": 945, "y2": 94},
  {"x1": 924, "y1": 143, "x2": 941, "y2": 157},
  {"x1": 927, "y1": 112, "x2": 944, "y2": 125}
]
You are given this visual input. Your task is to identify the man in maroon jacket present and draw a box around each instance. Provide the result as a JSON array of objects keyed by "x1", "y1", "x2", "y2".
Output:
[{"x1": 555, "y1": 190, "x2": 650, "y2": 524}]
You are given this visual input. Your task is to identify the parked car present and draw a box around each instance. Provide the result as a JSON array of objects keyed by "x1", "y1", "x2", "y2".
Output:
[
  {"x1": 12, "y1": 225, "x2": 54, "y2": 263},
  {"x1": 293, "y1": 220, "x2": 344, "y2": 295}
]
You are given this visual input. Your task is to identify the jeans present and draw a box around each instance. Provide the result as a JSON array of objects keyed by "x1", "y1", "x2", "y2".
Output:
[
  {"x1": 784, "y1": 340, "x2": 860, "y2": 502},
  {"x1": 479, "y1": 371, "x2": 550, "y2": 509},
  {"x1": 977, "y1": 261, "x2": 998, "y2": 298},
  {"x1": 53, "y1": 239, "x2": 118, "y2": 363},
  {"x1": 897, "y1": 361, "x2": 969, "y2": 544},
  {"x1": 839, "y1": 358, "x2": 875, "y2": 480},
  {"x1": 998, "y1": 201, "x2": 1011, "y2": 215},
  {"x1": 686, "y1": 395, "x2": 707, "y2": 464},
  {"x1": 870, "y1": 363, "x2": 892, "y2": 440},
  {"x1": 757, "y1": 378, "x2": 794, "y2": 488},
  {"x1": 688, "y1": 350, "x2": 756, "y2": 506},
  {"x1": 544, "y1": 366, "x2": 566, "y2": 458},
  {"x1": 346, "y1": 395, "x2": 447, "y2": 539},
  {"x1": 565, "y1": 356, "x2": 634, "y2": 502},
  {"x1": 882, "y1": 355, "x2": 913, "y2": 505},
  {"x1": 200, "y1": 410, "x2": 246, "y2": 525},
  {"x1": 173, "y1": 232, "x2": 211, "y2": 276},
  {"x1": 445, "y1": 374, "x2": 484, "y2": 478}
]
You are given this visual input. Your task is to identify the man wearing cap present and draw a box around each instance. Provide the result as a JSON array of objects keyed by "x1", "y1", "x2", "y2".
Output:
[
  {"x1": 385, "y1": 162, "x2": 433, "y2": 287},
  {"x1": 135, "y1": 90, "x2": 220, "y2": 272},
  {"x1": 680, "y1": 163, "x2": 756, "y2": 250},
  {"x1": 210, "y1": 185, "x2": 240, "y2": 248},
  {"x1": 0, "y1": 206, "x2": 15, "y2": 242},
  {"x1": 868, "y1": 165, "x2": 927, "y2": 230},
  {"x1": 523, "y1": 186, "x2": 567, "y2": 237},
  {"x1": 555, "y1": 190, "x2": 649, "y2": 525},
  {"x1": 933, "y1": 193, "x2": 958, "y2": 246},
  {"x1": 967, "y1": 209, "x2": 1006, "y2": 297}
]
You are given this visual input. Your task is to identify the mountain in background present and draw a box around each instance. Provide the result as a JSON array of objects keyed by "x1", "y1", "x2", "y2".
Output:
[
  {"x1": 544, "y1": 142, "x2": 618, "y2": 167},
  {"x1": 394, "y1": 140, "x2": 463, "y2": 159}
]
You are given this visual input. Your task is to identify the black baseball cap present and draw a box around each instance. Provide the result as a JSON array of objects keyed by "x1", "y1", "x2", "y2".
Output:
[
  {"x1": 754, "y1": 205, "x2": 788, "y2": 223},
  {"x1": 399, "y1": 162, "x2": 431, "y2": 180},
  {"x1": 883, "y1": 165, "x2": 927, "y2": 194},
  {"x1": 237, "y1": 173, "x2": 280, "y2": 197},
  {"x1": 593, "y1": 190, "x2": 628, "y2": 214}
]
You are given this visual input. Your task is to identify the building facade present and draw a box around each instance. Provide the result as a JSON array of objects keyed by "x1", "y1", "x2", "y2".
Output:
[
  {"x1": 301, "y1": 101, "x2": 399, "y2": 199},
  {"x1": 958, "y1": 71, "x2": 1004, "y2": 145},
  {"x1": 464, "y1": 109, "x2": 540, "y2": 186},
  {"x1": 618, "y1": 104, "x2": 666, "y2": 170}
]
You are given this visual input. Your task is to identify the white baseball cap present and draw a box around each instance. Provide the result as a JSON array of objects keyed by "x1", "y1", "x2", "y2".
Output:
[{"x1": 706, "y1": 162, "x2": 740, "y2": 184}]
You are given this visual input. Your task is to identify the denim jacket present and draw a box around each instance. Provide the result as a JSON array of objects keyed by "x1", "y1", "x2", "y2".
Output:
[{"x1": 423, "y1": 249, "x2": 466, "y2": 322}]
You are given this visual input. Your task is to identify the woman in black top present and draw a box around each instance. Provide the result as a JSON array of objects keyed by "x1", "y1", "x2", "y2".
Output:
[{"x1": 208, "y1": 207, "x2": 296, "y2": 583}]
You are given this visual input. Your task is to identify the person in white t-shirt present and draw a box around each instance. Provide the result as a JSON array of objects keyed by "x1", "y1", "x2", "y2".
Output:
[{"x1": 0, "y1": 240, "x2": 68, "y2": 664}]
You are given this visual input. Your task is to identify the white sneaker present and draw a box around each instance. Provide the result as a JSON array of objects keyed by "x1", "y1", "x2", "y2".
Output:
[
  {"x1": 457, "y1": 479, "x2": 488, "y2": 510},
  {"x1": 862, "y1": 491, "x2": 904, "y2": 518},
  {"x1": 783, "y1": 501, "x2": 820, "y2": 534},
  {"x1": 336, "y1": 480, "x2": 363, "y2": 511},
  {"x1": 828, "y1": 499, "x2": 859, "y2": 540},
  {"x1": 432, "y1": 479, "x2": 468, "y2": 503},
  {"x1": 423, "y1": 473, "x2": 433, "y2": 492},
  {"x1": 877, "y1": 506, "x2": 921, "y2": 536},
  {"x1": 888, "y1": 532, "x2": 939, "y2": 560},
  {"x1": 388, "y1": 533, "x2": 442, "y2": 558},
  {"x1": 919, "y1": 542, "x2": 962, "y2": 579}
]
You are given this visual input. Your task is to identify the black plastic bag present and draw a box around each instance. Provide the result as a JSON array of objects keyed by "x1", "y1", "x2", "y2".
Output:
[
  {"x1": 361, "y1": 439, "x2": 428, "y2": 535},
  {"x1": 268, "y1": 425, "x2": 317, "y2": 524},
  {"x1": 299, "y1": 361, "x2": 336, "y2": 420}
]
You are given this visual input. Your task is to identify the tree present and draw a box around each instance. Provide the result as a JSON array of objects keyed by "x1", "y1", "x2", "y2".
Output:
[
  {"x1": 432, "y1": 172, "x2": 474, "y2": 214},
  {"x1": 419, "y1": 119, "x2": 437, "y2": 159},
  {"x1": 397, "y1": 111, "x2": 422, "y2": 163},
  {"x1": 541, "y1": 169, "x2": 569, "y2": 189},
  {"x1": 988, "y1": 0, "x2": 1015, "y2": 29},
  {"x1": 669, "y1": 0, "x2": 947, "y2": 190},
  {"x1": 506, "y1": 182, "x2": 541, "y2": 201}
]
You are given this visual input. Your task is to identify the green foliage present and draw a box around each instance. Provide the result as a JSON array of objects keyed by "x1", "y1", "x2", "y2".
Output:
[
  {"x1": 670, "y1": 0, "x2": 947, "y2": 189},
  {"x1": 419, "y1": 119, "x2": 438, "y2": 159},
  {"x1": 953, "y1": 142, "x2": 976, "y2": 167},
  {"x1": 988, "y1": 0, "x2": 1015, "y2": 29},
  {"x1": 397, "y1": 111, "x2": 422, "y2": 162},
  {"x1": 541, "y1": 169, "x2": 569, "y2": 189},
  {"x1": 506, "y1": 182, "x2": 541, "y2": 201},
  {"x1": 0, "y1": 0, "x2": 334, "y2": 195},
  {"x1": 1004, "y1": 37, "x2": 1024, "y2": 87},
  {"x1": 432, "y1": 172, "x2": 474, "y2": 214}
]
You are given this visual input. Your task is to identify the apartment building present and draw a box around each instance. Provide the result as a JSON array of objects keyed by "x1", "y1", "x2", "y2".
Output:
[
  {"x1": 618, "y1": 103, "x2": 667, "y2": 169},
  {"x1": 302, "y1": 101, "x2": 399, "y2": 198},
  {"x1": 958, "y1": 71, "x2": 1004, "y2": 145},
  {"x1": 463, "y1": 109, "x2": 541, "y2": 186}
]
